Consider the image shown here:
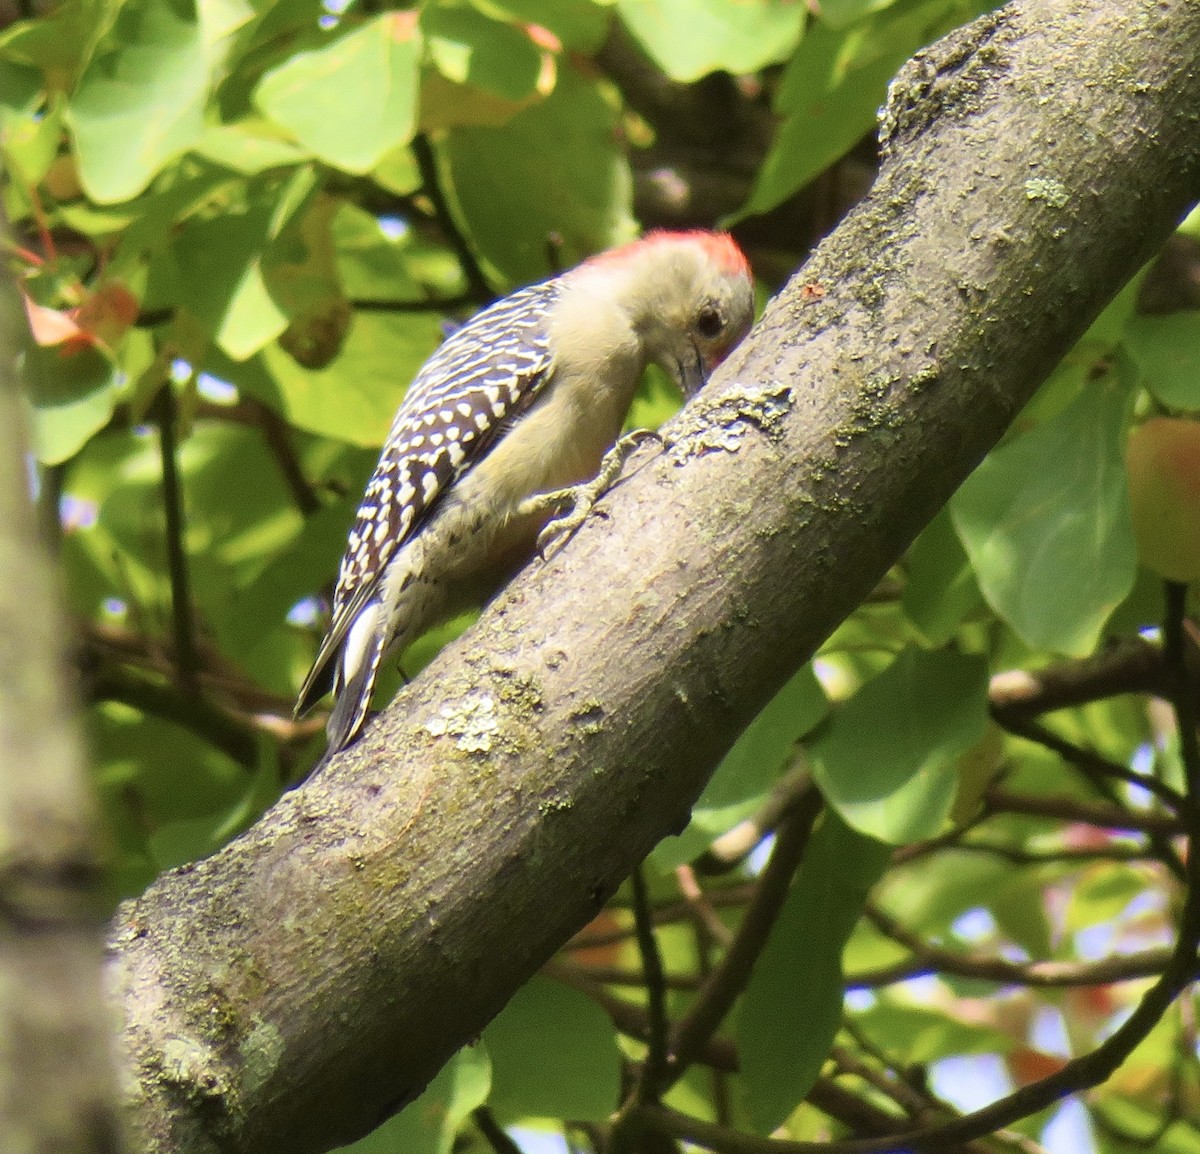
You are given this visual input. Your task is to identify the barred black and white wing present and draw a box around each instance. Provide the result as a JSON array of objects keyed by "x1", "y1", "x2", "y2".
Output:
[{"x1": 295, "y1": 280, "x2": 560, "y2": 744}]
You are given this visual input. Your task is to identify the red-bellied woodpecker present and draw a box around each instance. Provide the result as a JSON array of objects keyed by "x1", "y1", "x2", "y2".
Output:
[{"x1": 295, "y1": 230, "x2": 755, "y2": 754}]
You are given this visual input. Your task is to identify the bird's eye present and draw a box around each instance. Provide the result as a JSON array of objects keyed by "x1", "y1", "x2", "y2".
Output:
[{"x1": 695, "y1": 307, "x2": 725, "y2": 339}]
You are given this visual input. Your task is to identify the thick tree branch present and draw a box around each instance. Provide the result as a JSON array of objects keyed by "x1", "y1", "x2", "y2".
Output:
[{"x1": 109, "y1": 2, "x2": 1200, "y2": 1152}]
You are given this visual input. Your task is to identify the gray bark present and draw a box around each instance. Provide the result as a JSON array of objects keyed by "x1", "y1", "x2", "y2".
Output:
[
  {"x1": 110, "y1": 1, "x2": 1200, "y2": 1151},
  {"x1": 0, "y1": 229, "x2": 123, "y2": 1148}
]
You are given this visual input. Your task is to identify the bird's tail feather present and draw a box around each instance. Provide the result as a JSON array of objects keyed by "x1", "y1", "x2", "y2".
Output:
[{"x1": 325, "y1": 605, "x2": 389, "y2": 754}]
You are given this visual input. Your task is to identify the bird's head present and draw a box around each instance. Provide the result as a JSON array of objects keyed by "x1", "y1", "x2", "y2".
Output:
[{"x1": 579, "y1": 231, "x2": 755, "y2": 396}]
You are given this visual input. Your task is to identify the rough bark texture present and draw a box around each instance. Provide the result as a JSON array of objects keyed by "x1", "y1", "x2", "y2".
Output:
[
  {"x1": 0, "y1": 230, "x2": 123, "y2": 1149},
  {"x1": 110, "y1": 2, "x2": 1200, "y2": 1151}
]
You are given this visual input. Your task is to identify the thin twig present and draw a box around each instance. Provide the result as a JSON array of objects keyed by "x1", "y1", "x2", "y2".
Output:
[
  {"x1": 549, "y1": 964, "x2": 914, "y2": 1141},
  {"x1": 411, "y1": 133, "x2": 494, "y2": 303},
  {"x1": 87, "y1": 668, "x2": 258, "y2": 769},
  {"x1": 1164, "y1": 582, "x2": 1200, "y2": 808},
  {"x1": 559, "y1": 965, "x2": 700, "y2": 991},
  {"x1": 695, "y1": 760, "x2": 813, "y2": 875},
  {"x1": 572, "y1": 885, "x2": 758, "y2": 945},
  {"x1": 983, "y1": 787, "x2": 1183, "y2": 835},
  {"x1": 349, "y1": 293, "x2": 477, "y2": 313},
  {"x1": 36, "y1": 460, "x2": 63, "y2": 553},
  {"x1": 829, "y1": 1045, "x2": 927, "y2": 1122},
  {"x1": 682, "y1": 865, "x2": 733, "y2": 1125},
  {"x1": 631, "y1": 864, "x2": 669, "y2": 1102},
  {"x1": 83, "y1": 620, "x2": 293, "y2": 714},
  {"x1": 853, "y1": 904, "x2": 1172, "y2": 990},
  {"x1": 251, "y1": 399, "x2": 321, "y2": 516},
  {"x1": 543, "y1": 960, "x2": 738, "y2": 1074},
  {"x1": 153, "y1": 384, "x2": 199, "y2": 685},
  {"x1": 996, "y1": 714, "x2": 1189, "y2": 815},
  {"x1": 675, "y1": 864, "x2": 733, "y2": 947},
  {"x1": 78, "y1": 622, "x2": 324, "y2": 750},
  {"x1": 473, "y1": 1107, "x2": 525, "y2": 1154},
  {"x1": 995, "y1": 714, "x2": 1188, "y2": 881},
  {"x1": 897, "y1": 837, "x2": 1152, "y2": 867},
  {"x1": 665, "y1": 792, "x2": 822, "y2": 1091}
]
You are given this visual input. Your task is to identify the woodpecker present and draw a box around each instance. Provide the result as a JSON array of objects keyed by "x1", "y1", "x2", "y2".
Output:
[{"x1": 295, "y1": 230, "x2": 755, "y2": 754}]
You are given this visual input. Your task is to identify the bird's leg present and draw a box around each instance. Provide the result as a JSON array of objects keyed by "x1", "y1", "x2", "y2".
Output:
[{"x1": 521, "y1": 428, "x2": 664, "y2": 559}]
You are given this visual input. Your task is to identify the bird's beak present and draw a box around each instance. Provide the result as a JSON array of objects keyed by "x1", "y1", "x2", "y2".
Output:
[{"x1": 678, "y1": 344, "x2": 707, "y2": 397}]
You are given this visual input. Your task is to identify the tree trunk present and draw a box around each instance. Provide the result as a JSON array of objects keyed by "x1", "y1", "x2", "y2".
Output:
[
  {"x1": 0, "y1": 219, "x2": 123, "y2": 1152},
  {"x1": 109, "y1": 2, "x2": 1200, "y2": 1151}
]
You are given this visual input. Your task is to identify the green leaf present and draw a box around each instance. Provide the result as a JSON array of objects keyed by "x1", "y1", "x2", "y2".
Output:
[
  {"x1": 902, "y1": 507, "x2": 986, "y2": 645},
  {"x1": 169, "y1": 424, "x2": 305, "y2": 595},
  {"x1": 372, "y1": 144, "x2": 421, "y2": 195},
  {"x1": 851, "y1": 1000, "x2": 1013, "y2": 1064},
  {"x1": 876, "y1": 831, "x2": 1059, "y2": 962},
  {"x1": 1064, "y1": 865, "x2": 1147, "y2": 933},
  {"x1": 444, "y1": 64, "x2": 635, "y2": 284},
  {"x1": 71, "y1": 421, "x2": 303, "y2": 635},
  {"x1": 91, "y1": 698, "x2": 263, "y2": 899},
  {"x1": 192, "y1": 119, "x2": 313, "y2": 174},
  {"x1": 332, "y1": 201, "x2": 425, "y2": 301},
  {"x1": 338, "y1": 1046, "x2": 491, "y2": 1154},
  {"x1": 1124, "y1": 312, "x2": 1200, "y2": 410},
  {"x1": 484, "y1": 0, "x2": 611, "y2": 51},
  {"x1": 483, "y1": 977, "x2": 621, "y2": 1121},
  {"x1": 67, "y1": 0, "x2": 211, "y2": 204},
  {"x1": 950, "y1": 376, "x2": 1136, "y2": 656},
  {"x1": 990, "y1": 870, "x2": 1054, "y2": 960},
  {"x1": 879, "y1": 849, "x2": 1012, "y2": 937},
  {"x1": 195, "y1": 0, "x2": 257, "y2": 49},
  {"x1": 0, "y1": 59, "x2": 41, "y2": 119},
  {"x1": 0, "y1": 0, "x2": 112, "y2": 76},
  {"x1": 811, "y1": 648, "x2": 988, "y2": 845},
  {"x1": 737, "y1": 811, "x2": 890, "y2": 1131},
  {"x1": 21, "y1": 344, "x2": 120, "y2": 465},
  {"x1": 615, "y1": 0, "x2": 803, "y2": 82},
  {"x1": 216, "y1": 494, "x2": 361, "y2": 673},
  {"x1": 0, "y1": 65, "x2": 59, "y2": 184},
  {"x1": 423, "y1": 5, "x2": 543, "y2": 101},
  {"x1": 1081, "y1": 269, "x2": 1142, "y2": 348},
  {"x1": 257, "y1": 310, "x2": 445, "y2": 445},
  {"x1": 819, "y1": 0, "x2": 904, "y2": 28},
  {"x1": 92, "y1": 704, "x2": 247, "y2": 827},
  {"x1": 113, "y1": 165, "x2": 241, "y2": 266},
  {"x1": 1096, "y1": 1097, "x2": 1200, "y2": 1154},
  {"x1": 653, "y1": 664, "x2": 827, "y2": 868},
  {"x1": 172, "y1": 168, "x2": 316, "y2": 359},
  {"x1": 738, "y1": 3, "x2": 952, "y2": 220},
  {"x1": 254, "y1": 13, "x2": 421, "y2": 174},
  {"x1": 330, "y1": 210, "x2": 462, "y2": 300}
]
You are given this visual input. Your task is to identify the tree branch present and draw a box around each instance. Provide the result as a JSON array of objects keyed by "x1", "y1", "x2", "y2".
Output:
[
  {"x1": 988, "y1": 638, "x2": 1168, "y2": 718},
  {"x1": 108, "y1": 3, "x2": 1200, "y2": 1151}
]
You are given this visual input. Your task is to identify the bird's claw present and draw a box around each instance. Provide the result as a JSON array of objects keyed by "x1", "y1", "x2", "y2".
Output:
[
  {"x1": 525, "y1": 429, "x2": 665, "y2": 560},
  {"x1": 534, "y1": 484, "x2": 601, "y2": 559}
]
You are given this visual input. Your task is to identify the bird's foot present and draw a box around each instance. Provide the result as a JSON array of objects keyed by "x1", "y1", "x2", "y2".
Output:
[{"x1": 521, "y1": 428, "x2": 664, "y2": 559}]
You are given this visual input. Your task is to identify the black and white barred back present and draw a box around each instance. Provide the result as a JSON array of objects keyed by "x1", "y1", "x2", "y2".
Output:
[{"x1": 294, "y1": 280, "x2": 560, "y2": 721}]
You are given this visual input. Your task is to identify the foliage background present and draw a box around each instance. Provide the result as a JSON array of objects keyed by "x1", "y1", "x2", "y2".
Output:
[{"x1": 3, "y1": 0, "x2": 1199, "y2": 1151}]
